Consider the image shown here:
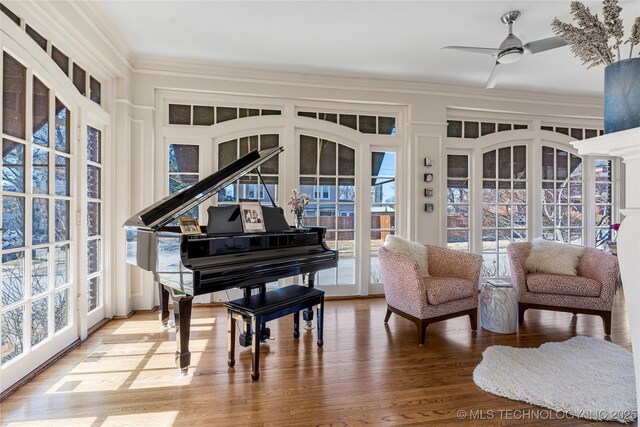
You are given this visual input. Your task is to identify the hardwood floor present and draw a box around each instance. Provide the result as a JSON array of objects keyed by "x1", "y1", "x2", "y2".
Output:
[{"x1": 1, "y1": 290, "x2": 634, "y2": 426}]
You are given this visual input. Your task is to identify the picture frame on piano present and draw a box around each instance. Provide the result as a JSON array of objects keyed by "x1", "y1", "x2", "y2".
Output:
[
  {"x1": 178, "y1": 216, "x2": 201, "y2": 235},
  {"x1": 240, "y1": 201, "x2": 266, "y2": 233}
]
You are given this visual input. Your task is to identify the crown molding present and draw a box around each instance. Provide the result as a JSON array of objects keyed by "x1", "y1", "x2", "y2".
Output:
[
  {"x1": 69, "y1": 0, "x2": 136, "y2": 72},
  {"x1": 134, "y1": 56, "x2": 603, "y2": 110}
]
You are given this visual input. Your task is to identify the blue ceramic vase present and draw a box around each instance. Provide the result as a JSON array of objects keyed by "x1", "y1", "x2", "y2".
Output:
[{"x1": 604, "y1": 57, "x2": 640, "y2": 134}]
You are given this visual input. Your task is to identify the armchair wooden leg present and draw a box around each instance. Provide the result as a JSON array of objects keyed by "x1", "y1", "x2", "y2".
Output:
[
  {"x1": 602, "y1": 311, "x2": 612, "y2": 336},
  {"x1": 384, "y1": 307, "x2": 392, "y2": 323},
  {"x1": 469, "y1": 309, "x2": 477, "y2": 331},
  {"x1": 418, "y1": 319, "x2": 427, "y2": 346},
  {"x1": 518, "y1": 305, "x2": 527, "y2": 325}
]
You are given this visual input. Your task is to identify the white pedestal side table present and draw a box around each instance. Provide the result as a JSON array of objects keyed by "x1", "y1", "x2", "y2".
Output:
[{"x1": 480, "y1": 280, "x2": 518, "y2": 334}]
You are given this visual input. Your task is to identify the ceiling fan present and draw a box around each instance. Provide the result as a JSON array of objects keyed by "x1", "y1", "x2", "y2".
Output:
[{"x1": 442, "y1": 11, "x2": 567, "y2": 89}]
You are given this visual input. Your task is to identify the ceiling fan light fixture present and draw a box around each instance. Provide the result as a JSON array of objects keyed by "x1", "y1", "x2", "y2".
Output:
[{"x1": 497, "y1": 47, "x2": 524, "y2": 64}]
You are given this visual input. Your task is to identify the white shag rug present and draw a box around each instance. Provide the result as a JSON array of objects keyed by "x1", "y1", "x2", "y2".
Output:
[{"x1": 473, "y1": 336, "x2": 637, "y2": 423}]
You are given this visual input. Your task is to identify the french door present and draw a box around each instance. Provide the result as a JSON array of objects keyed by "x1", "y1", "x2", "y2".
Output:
[{"x1": 1, "y1": 46, "x2": 109, "y2": 392}]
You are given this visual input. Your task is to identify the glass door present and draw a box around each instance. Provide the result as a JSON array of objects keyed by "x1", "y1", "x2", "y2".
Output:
[
  {"x1": 84, "y1": 125, "x2": 105, "y2": 328},
  {"x1": 2, "y1": 52, "x2": 78, "y2": 391}
]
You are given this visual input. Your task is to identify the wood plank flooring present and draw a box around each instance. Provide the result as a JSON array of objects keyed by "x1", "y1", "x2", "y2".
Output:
[{"x1": 0, "y1": 290, "x2": 634, "y2": 426}]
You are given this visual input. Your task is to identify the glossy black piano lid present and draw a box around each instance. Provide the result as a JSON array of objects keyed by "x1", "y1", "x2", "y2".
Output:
[{"x1": 124, "y1": 147, "x2": 283, "y2": 230}]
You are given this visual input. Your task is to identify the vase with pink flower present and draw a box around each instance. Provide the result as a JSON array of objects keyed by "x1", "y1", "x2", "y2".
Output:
[{"x1": 288, "y1": 189, "x2": 309, "y2": 229}]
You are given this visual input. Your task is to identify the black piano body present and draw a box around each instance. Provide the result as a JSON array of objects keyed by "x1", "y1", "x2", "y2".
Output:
[{"x1": 124, "y1": 147, "x2": 338, "y2": 373}]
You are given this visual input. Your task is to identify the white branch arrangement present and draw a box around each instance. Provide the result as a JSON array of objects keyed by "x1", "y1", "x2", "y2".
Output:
[{"x1": 552, "y1": 0, "x2": 640, "y2": 68}]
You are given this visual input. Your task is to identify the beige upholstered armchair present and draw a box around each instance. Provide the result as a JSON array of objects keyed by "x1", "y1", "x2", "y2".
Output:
[
  {"x1": 378, "y1": 244, "x2": 483, "y2": 345},
  {"x1": 507, "y1": 242, "x2": 619, "y2": 335}
]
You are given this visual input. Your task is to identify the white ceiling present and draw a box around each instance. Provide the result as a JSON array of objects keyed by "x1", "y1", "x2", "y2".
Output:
[{"x1": 96, "y1": 1, "x2": 640, "y2": 96}]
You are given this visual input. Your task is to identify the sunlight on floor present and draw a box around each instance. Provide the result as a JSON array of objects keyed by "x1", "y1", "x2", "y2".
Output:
[
  {"x1": 102, "y1": 411, "x2": 178, "y2": 427},
  {"x1": 44, "y1": 339, "x2": 213, "y2": 394},
  {"x1": 6, "y1": 417, "x2": 98, "y2": 426},
  {"x1": 5, "y1": 411, "x2": 179, "y2": 427}
]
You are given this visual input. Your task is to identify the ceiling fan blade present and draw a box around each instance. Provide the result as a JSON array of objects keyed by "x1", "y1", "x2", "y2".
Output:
[
  {"x1": 442, "y1": 46, "x2": 501, "y2": 56},
  {"x1": 485, "y1": 62, "x2": 501, "y2": 89},
  {"x1": 523, "y1": 36, "x2": 566, "y2": 55}
]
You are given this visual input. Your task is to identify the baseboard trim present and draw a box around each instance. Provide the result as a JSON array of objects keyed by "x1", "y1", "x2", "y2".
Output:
[{"x1": 0, "y1": 339, "x2": 82, "y2": 402}]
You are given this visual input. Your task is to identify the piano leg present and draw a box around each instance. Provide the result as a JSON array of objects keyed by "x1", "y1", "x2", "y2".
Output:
[
  {"x1": 251, "y1": 316, "x2": 260, "y2": 381},
  {"x1": 303, "y1": 272, "x2": 316, "y2": 328},
  {"x1": 158, "y1": 284, "x2": 170, "y2": 327},
  {"x1": 317, "y1": 299, "x2": 324, "y2": 347},
  {"x1": 172, "y1": 294, "x2": 194, "y2": 374},
  {"x1": 227, "y1": 311, "x2": 236, "y2": 368}
]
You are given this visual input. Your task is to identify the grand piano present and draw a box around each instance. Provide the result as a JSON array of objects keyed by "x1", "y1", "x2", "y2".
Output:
[{"x1": 124, "y1": 147, "x2": 338, "y2": 373}]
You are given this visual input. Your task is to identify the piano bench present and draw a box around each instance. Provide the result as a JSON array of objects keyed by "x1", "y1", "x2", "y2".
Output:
[{"x1": 225, "y1": 285, "x2": 325, "y2": 381}]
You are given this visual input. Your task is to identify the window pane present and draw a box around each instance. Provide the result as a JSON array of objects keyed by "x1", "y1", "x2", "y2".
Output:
[
  {"x1": 3, "y1": 53, "x2": 26, "y2": 139},
  {"x1": 169, "y1": 174, "x2": 199, "y2": 194},
  {"x1": 88, "y1": 239, "x2": 101, "y2": 274},
  {"x1": 89, "y1": 76, "x2": 101, "y2": 105},
  {"x1": 32, "y1": 147, "x2": 49, "y2": 194},
  {"x1": 54, "y1": 289, "x2": 69, "y2": 332},
  {"x1": 338, "y1": 145, "x2": 355, "y2": 176},
  {"x1": 193, "y1": 105, "x2": 215, "y2": 126},
  {"x1": 239, "y1": 136, "x2": 258, "y2": 157},
  {"x1": 32, "y1": 198, "x2": 49, "y2": 245},
  {"x1": 596, "y1": 183, "x2": 612, "y2": 204},
  {"x1": 595, "y1": 159, "x2": 612, "y2": 181},
  {"x1": 216, "y1": 106, "x2": 237, "y2": 123},
  {"x1": 447, "y1": 120, "x2": 462, "y2": 138},
  {"x1": 87, "y1": 126, "x2": 101, "y2": 163},
  {"x1": 55, "y1": 244, "x2": 70, "y2": 288},
  {"x1": 556, "y1": 150, "x2": 569, "y2": 180},
  {"x1": 3, "y1": 196, "x2": 25, "y2": 249},
  {"x1": 87, "y1": 201, "x2": 101, "y2": 236},
  {"x1": 339, "y1": 114, "x2": 357, "y2": 130},
  {"x1": 31, "y1": 297, "x2": 48, "y2": 346},
  {"x1": 2, "y1": 251, "x2": 25, "y2": 306},
  {"x1": 2, "y1": 139, "x2": 25, "y2": 192},
  {"x1": 218, "y1": 140, "x2": 237, "y2": 169},
  {"x1": 570, "y1": 154, "x2": 582, "y2": 180},
  {"x1": 319, "y1": 139, "x2": 336, "y2": 175},
  {"x1": 447, "y1": 155, "x2": 468, "y2": 178},
  {"x1": 51, "y1": 46, "x2": 69, "y2": 75},
  {"x1": 464, "y1": 121, "x2": 479, "y2": 138},
  {"x1": 359, "y1": 115, "x2": 376, "y2": 134},
  {"x1": 169, "y1": 144, "x2": 198, "y2": 173},
  {"x1": 378, "y1": 117, "x2": 396, "y2": 135},
  {"x1": 498, "y1": 147, "x2": 511, "y2": 179},
  {"x1": 483, "y1": 151, "x2": 496, "y2": 179},
  {"x1": 88, "y1": 277, "x2": 100, "y2": 312},
  {"x1": 72, "y1": 63, "x2": 86, "y2": 96},
  {"x1": 1, "y1": 306, "x2": 24, "y2": 363},
  {"x1": 513, "y1": 145, "x2": 526, "y2": 179},
  {"x1": 299, "y1": 135, "x2": 317, "y2": 175},
  {"x1": 33, "y1": 77, "x2": 49, "y2": 147},
  {"x1": 55, "y1": 155, "x2": 70, "y2": 196},
  {"x1": 542, "y1": 146, "x2": 554, "y2": 180},
  {"x1": 168, "y1": 104, "x2": 190, "y2": 125},
  {"x1": 55, "y1": 200, "x2": 70, "y2": 242},
  {"x1": 32, "y1": 248, "x2": 49, "y2": 296},
  {"x1": 87, "y1": 165, "x2": 101, "y2": 199},
  {"x1": 259, "y1": 135, "x2": 279, "y2": 174},
  {"x1": 55, "y1": 98, "x2": 70, "y2": 153}
]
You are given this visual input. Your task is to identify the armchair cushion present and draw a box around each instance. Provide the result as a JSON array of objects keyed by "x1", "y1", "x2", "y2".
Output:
[
  {"x1": 525, "y1": 238, "x2": 586, "y2": 276},
  {"x1": 425, "y1": 277, "x2": 475, "y2": 305},
  {"x1": 526, "y1": 273, "x2": 601, "y2": 297},
  {"x1": 384, "y1": 235, "x2": 429, "y2": 277}
]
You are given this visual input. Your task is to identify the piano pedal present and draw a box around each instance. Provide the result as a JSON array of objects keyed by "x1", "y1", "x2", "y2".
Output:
[{"x1": 238, "y1": 327, "x2": 271, "y2": 347}]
